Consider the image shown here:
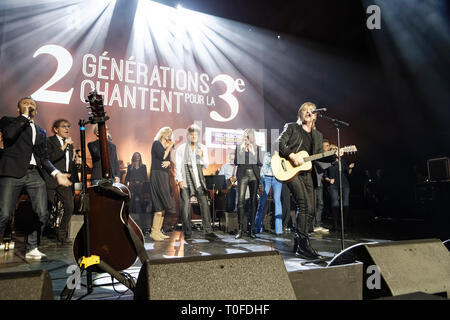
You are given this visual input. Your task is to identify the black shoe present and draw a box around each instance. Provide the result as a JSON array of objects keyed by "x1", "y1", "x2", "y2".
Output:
[
  {"x1": 57, "y1": 236, "x2": 72, "y2": 245},
  {"x1": 293, "y1": 232, "x2": 300, "y2": 253},
  {"x1": 57, "y1": 232, "x2": 71, "y2": 245},
  {"x1": 248, "y1": 231, "x2": 256, "y2": 239},
  {"x1": 205, "y1": 232, "x2": 218, "y2": 240},
  {"x1": 184, "y1": 233, "x2": 192, "y2": 240},
  {"x1": 295, "y1": 237, "x2": 319, "y2": 260},
  {"x1": 235, "y1": 230, "x2": 243, "y2": 239}
]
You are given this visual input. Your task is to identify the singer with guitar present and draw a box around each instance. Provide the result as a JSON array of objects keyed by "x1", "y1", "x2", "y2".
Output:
[
  {"x1": 0, "y1": 97, "x2": 72, "y2": 259},
  {"x1": 276, "y1": 102, "x2": 338, "y2": 260},
  {"x1": 44, "y1": 119, "x2": 76, "y2": 244}
]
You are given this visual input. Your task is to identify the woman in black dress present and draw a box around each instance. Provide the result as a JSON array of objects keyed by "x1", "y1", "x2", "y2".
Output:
[
  {"x1": 149, "y1": 127, "x2": 174, "y2": 241},
  {"x1": 234, "y1": 128, "x2": 261, "y2": 239},
  {"x1": 125, "y1": 152, "x2": 148, "y2": 229}
]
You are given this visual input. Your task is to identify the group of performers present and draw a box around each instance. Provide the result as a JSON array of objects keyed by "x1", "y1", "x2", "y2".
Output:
[{"x1": 0, "y1": 97, "x2": 351, "y2": 261}]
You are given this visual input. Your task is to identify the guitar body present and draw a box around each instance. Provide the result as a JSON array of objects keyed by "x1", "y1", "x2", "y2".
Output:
[
  {"x1": 271, "y1": 145, "x2": 357, "y2": 182},
  {"x1": 73, "y1": 183, "x2": 144, "y2": 272},
  {"x1": 271, "y1": 151, "x2": 312, "y2": 182}
]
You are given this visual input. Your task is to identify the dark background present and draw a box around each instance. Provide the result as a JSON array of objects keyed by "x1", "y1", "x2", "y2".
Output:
[{"x1": 158, "y1": 0, "x2": 450, "y2": 232}]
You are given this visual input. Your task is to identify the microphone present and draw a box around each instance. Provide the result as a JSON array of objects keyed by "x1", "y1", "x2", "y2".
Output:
[{"x1": 312, "y1": 108, "x2": 327, "y2": 113}]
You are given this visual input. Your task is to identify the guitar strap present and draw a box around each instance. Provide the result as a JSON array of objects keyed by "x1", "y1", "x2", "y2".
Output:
[{"x1": 126, "y1": 221, "x2": 150, "y2": 264}]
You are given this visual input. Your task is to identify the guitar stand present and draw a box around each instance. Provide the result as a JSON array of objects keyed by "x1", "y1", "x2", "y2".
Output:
[
  {"x1": 318, "y1": 113, "x2": 349, "y2": 251},
  {"x1": 60, "y1": 119, "x2": 137, "y2": 300},
  {"x1": 60, "y1": 254, "x2": 137, "y2": 300}
]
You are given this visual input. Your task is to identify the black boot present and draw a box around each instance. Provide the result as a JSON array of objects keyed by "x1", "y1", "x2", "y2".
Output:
[
  {"x1": 57, "y1": 230, "x2": 71, "y2": 245},
  {"x1": 293, "y1": 231, "x2": 300, "y2": 253},
  {"x1": 295, "y1": 237, "x2": 319, "y2": 260}
]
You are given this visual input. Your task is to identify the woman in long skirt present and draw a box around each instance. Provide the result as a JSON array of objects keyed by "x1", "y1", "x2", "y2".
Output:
[{"x1": 149, "y1": 127, "x2": 174, "y2": 241}]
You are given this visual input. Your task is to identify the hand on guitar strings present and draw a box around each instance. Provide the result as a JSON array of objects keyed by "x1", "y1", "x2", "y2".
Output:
[{"x1": 289, "y1": 153, "x2": 304, "y2": 167}]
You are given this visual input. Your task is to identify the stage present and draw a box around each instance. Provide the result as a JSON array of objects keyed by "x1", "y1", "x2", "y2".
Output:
[{"x1": 0, "y1": 223, "x2": 392, "y2": 300}]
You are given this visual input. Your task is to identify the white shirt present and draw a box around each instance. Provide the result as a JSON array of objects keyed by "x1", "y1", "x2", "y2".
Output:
[
  {"x1": 22, "y1": 114, "x2": 59, "y2": 177},
  {"x1": 22, "y1": 115, "x2": 37, "y2": 165},
  {"x1": 175, "y1": 143, "x2": 209, "y2": 188},
  {"x1": 56, "y1": 134, "x2": 69, "y2": 172},
  {"x1": 218, "y1": 163, "x2": 236, "y2": 181}
]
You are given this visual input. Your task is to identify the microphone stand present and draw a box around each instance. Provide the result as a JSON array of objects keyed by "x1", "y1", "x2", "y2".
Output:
[{"x1": 317, "y1": 113, "x2": 349, "y2": 251}]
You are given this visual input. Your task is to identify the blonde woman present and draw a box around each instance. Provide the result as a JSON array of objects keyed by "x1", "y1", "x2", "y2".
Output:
[
  {"x1": 149, "y1": 127, "x2": 174, "y2": 241},
  {"x1": 234, "y1": 128, "x2": 262, "y2": 239}
]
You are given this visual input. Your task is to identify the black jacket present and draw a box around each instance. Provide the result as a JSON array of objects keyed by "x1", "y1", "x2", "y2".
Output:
[
  {"x1": 277, "y1": 122, "x2": 333, "y2": 187},
  {"x1": 277, "y1": 122, "x2": 324, "y2": 158},
  {"x1": 44, "y1": 135, "x2": 75, "y2": 189},
  {"x1": 0, "y1": 115, "x2": 56, "y2": 179},
  {"x1": 234, "y1": 144, "x2": 262, "y2": 180},
  {"x1": 88, "y1": 139, "x2": 121, "y2": 180}
]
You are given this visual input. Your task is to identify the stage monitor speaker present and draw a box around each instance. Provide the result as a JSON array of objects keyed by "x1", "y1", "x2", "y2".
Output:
[
  {"x1": 134, "y1": 251, "x2": 296, "y2": 300},
  {"x1": 427, "y1": 157, "x2": 450, "y2": 182},
  {"x1": 0, "y1": 270, "x2": 54, "y2": 300},
  {"x1": 329, "y1": 239, "x2": 450, "y2": 299},
  {"x1": 289, "y1": 262, "x2": 363, "y2": 300},
  {"x1": 443, "y1": 239, "x2": 450, "y2": 251}
]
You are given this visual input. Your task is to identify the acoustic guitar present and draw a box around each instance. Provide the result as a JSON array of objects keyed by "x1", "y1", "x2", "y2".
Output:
[
  {"x1": 271, "y1": 145, "x2": 357, "y2": 181},
  {"x1": 73, "y1": 90, "x2": 144, "y2": 272}
]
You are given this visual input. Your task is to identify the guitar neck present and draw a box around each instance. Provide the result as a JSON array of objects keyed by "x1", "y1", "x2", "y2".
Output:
[
  {"x1": 98, "y1": 123, "x2": 112, "y2": 179},
  {"x1": 304, "y1": 150, "x2": 335, "y2": 162}
]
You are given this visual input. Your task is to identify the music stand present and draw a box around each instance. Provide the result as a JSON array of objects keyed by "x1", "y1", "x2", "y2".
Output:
[{"x1": 205, "y1": 175, "x2": 226, "y2": 230}]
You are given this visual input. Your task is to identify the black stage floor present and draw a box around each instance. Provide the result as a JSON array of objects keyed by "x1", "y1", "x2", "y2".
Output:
[
  {"x1": 1, "y1": 207, "x2": 448, "y2": 301},
  {"x1": 0, "y1": 223, "x2": 395, "y2": 300}
]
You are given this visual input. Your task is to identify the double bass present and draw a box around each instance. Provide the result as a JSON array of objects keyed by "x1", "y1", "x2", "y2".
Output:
[{"x1": 73, "y1": 91, "x2": 144, "y2": 272}]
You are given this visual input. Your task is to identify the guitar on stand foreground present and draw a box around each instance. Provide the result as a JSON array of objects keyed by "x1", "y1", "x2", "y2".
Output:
[
  {"x1": 271, "y1": 145, "x2": 357, "y2": 182},
  {"x1": 61, "y1": 90, "x2": 145, "y2": 300}
]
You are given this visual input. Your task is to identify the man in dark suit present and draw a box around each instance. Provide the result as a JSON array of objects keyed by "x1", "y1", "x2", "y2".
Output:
[
  {"x1": 277, "y1": 102, "x2": 337, "y2": 260},
  {"x1": 0, "y1": 97, "x2": 72, "y2": 260},
  {"x1": 44, "y1": 119, "x2": 76, "y2": 244},
  {"x1": 88, "y1": 124, "x2": 121, "y2": 185}
]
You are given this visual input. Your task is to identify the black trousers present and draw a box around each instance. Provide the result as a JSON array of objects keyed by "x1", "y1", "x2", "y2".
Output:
[
  {"x1": 0, "y1": 168, "x2": 48, "y2": 251},
  {"x1": 286, "y1": 172, "x2": 315, "y2": 238},
  {"x1": 281, "y1": 183, "x2": 292, "y2": 228},
  {"x1": 47, "y1": 185, "x2": 74, "y2": 238},
  {"x1": 237, "y1": 169, "x2": 258, "y2": 232},
  {"x1": 180, "y1": 186, "x2": 213, "y2": 235},
  {"x1": 129, "y1": 181, "x2": 146, "y2": 214}
]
